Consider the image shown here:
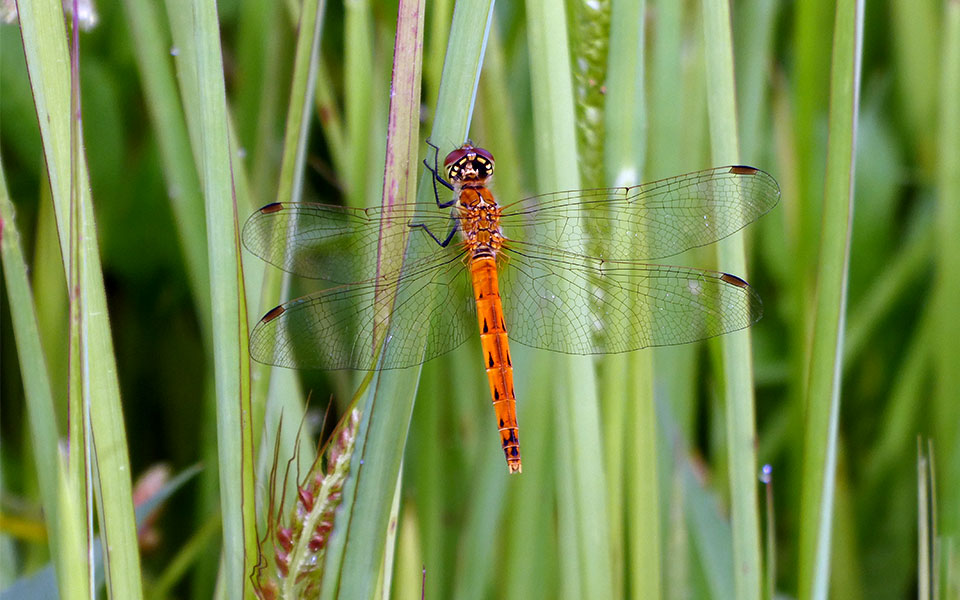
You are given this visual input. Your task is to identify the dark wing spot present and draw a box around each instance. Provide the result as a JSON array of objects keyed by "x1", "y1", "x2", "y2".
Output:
[
  {"x1": 263, "y1": 305, "x2": 286, "y2": 322},
  {"x1": 728, "y1": 165, "x2": 758, "y2": 175},
  {"x1": 260, "y1": 202, "x2": 284, "y2": 214},
  {"x1": 720, "y1": 273, "x2": 750, "y2": 288}
]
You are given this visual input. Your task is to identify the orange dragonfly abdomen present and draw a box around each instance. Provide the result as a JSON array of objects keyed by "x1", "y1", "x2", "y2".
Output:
[{"x1": 470, "y1": 256, "x2": 521, "y2": 473}]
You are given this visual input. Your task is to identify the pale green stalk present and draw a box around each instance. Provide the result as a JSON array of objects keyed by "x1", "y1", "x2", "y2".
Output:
[
  {"x1": 524, "y1": 2, "x2": 613, "y2": 599},
  {"x1": 189, "y1": 0, "x2": 258, "y2": 595},
  {"x1": 933, "y1": 0, "x2": 960, "y2": 540},
  {"x1": 344, "y1": 0, "x2": 374, "y2": 208},
  {"x1": 318, "y1": 1, "x2": 438, "y2": 597},
  {"x1": 0, "y1": 157, "x2": 63, "y2": 591},
  {"x1": 250, "y1": 0, "x2": 326, "y2": 519},
  {"x1": 648, "y1": 0, "x2": 696, "y2": 441},
  {"x1": 120, "y1": 0, "x2": 210, "y2": 335},
  {"x1": 605, "y1": 0, "x2": 651, "y2": 597},
  {"x1": 796, "y1": 1, "x2": 864, "y2": 598},
  {"x1": 17, "y1": 0, "x2": 143, "y2": 596},
  {"x1": 890, "y1": 0, "x2": 940, "y2": 171},
  {"x1": 918, "y1": 442, "x2": 933, "y2": 600},
  {"x1": 700, "y1": 1, "x2": 763, "y2": 598}
]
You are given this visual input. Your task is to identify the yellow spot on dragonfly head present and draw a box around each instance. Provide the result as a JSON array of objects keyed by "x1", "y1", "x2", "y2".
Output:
[{"x1": 444, "y1": 144, "x2": 496, "y2": 182}]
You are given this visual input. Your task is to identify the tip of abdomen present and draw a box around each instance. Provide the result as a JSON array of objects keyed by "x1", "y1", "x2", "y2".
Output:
[{"x1": 508, "y1": 460, "x2": 522, "y2": 474}]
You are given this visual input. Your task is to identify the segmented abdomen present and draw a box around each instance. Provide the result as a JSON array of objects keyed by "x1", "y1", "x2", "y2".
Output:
[{"x1": 469, "y1": 256, "x2": 521, "y2": 474}]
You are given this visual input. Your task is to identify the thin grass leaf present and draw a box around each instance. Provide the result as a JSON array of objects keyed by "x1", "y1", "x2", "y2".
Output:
[
  {"x1": 734, "y1": 0, "x2": 779, "y2": 163},
  {"x1": 119, "y1": 0, "x2": 210, "y2": 336},
  {"x1": 16, "y1": 0, "x2": 143, "y2": 596},
  {"x1": 648, "y1": 0, "x2": 698, "y2": 444},
  {"x1": 248, "y1": 0, "x2": 327, "y2": 516},
  {"x1": 0, "y1": 157, "x2": 63, "y2": 592},
  {"x1": 700, "y1": 1, "x2": 763, "y2": 597},
  {"x1": 933, "y1": 0, "x2": 960, "y2": 541},
  {"x1": 344, "y1": 0, "x2": 375, "y2": 209},
  {"x1": 524, "y1": 2, "x2": 613, "y2": 598},
  {"x1": 890, "y1": 0, "x2": 940, "y2": 171},
  {"x1": 918, "y1": 440, "x2": 934, "y2": 600},
  {"x1": 796, "y1": 1, "x2": 864, "y2": 598},
  {"x1": 603, "y1": 1, "x2": 649, "y2": 596},
  {"x1": 186, "y1": 0, "x2": 258, "y2": 595},
  {"x1": 318, "y1": 1, "x2": 432, "y2": 597}
]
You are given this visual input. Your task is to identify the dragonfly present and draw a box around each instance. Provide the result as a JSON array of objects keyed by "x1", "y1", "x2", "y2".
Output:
[{"x1": 242, "y1": 142, "x2": 780, "y2": 474}]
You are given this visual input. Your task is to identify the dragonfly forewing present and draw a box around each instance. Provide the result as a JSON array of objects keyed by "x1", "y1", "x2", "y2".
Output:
[
  {"x1": 242, "y1": 202, "x2": 464, "y2": 282},
  {"x1": 500, "y1": 165, "x2": 780, "y2": 262}
]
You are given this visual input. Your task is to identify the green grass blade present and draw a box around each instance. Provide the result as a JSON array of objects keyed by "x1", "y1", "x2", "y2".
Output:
[
  {"x1": 186, "y1": 1, "x2": 258, "y2": 595},
  {"x1": 890, "y1": 0, "x2": 941, "y2": 171},
  {"x1": 0, "y1": 157, "x2": 63, "y2": 590},
  {"x1": 249, "y1": 0, "x2": 326, "y2": 479},
  {"x1": 933, "y1": 0, "x2": 960, "y2": 541},
  {"x1": 119, "y1": 0, "x2": 210, "y2": 335},
  {"x1": 604, "y1": 2, "x2": 652, "y2": 597},
  {"x1": 56, "y1": 464, "x2": 90, "y2": 600},
  {"x1": 317, "y1": 1, "x2": 431, "y2": 597},
  {"x1": 734, "y1": 0, "x2": 779, "y2": 163},
  {"x1": 524, "y1": 2, "x2": 613, "y2": 598},
  {"x1": 16, "y1": 0, "x2": 144, "y2": 596},
  {"x1": 700, "y1": 1, "x2": 763, "y2": 598},
  {"x1": 344, "y1": 0, "x2": 375, "y2": 208},
  {"x1": 796, "y1": 1, "x2": 864, "y2": 598},
  {"x1": 918, "y1": 441, "x2": 934, "y2": 600}
]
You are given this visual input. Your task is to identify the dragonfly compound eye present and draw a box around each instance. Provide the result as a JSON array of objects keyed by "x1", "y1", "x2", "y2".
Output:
[{"x1": 444, "y1": 144, "x2": 496, "y2": 181}]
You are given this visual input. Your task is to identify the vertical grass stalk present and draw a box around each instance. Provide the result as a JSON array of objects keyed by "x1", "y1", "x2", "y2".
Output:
[
  {"x1": 933, "y1": 0, "x2": 960, "y2": 542},
  {"x1": 796, "y1": 1, "x2": 864, "y2": 598},
  {"x1": 317, "y1": 1, "x2": 440, "y2": 596},
  {"x1": 0, "y1": 157, "x2": 64, "y2": 593},
  {"x1": 524, "y1": 1, "x2": 614, "y2": 598},
  {"x1": 700, "y1": 1, "x2": 763, "y2": 598},
  {"x1": 189, "y1": 0, "x2": 259, "y2": 595},
  {"x1": 16, "y1": 0, "x2": 143, "y2": 596}
]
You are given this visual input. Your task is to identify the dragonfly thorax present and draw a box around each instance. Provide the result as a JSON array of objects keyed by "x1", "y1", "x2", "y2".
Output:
[{"x1": 457, "y1": 187, "x2": 504, "y2": 258}]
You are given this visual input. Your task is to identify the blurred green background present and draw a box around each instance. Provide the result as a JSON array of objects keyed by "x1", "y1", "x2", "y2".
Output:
[{"x1": 1, "y1": 0, "x2": 958, "y2": 598}]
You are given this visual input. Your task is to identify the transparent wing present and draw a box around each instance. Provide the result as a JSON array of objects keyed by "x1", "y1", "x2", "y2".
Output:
[
  {"x1": 242, "y1": 202, "x2": 461, "y2": 282},
  {"x1": 249, "y1": 251, "x2": 476, "y2": 370},
  {"x1": 499, "y1": 166, "x2": 780, "y2": 261},
  {"x1": 498, "y1": 241, "x2": 761, "y2": 355}
]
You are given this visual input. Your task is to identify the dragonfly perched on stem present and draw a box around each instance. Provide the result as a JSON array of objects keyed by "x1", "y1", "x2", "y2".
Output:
[{"x1": 243, "y1": 141, "x2": 780, "y2": 474}]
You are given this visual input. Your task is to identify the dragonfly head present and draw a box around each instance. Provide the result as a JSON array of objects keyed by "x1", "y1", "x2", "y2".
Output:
[{"x1": 444, "y1": 144, "x2": 495, "y2": 183}]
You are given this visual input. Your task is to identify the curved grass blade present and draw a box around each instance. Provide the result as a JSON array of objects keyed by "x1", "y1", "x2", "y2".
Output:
[
  {"x1": 797, "y1": 1, "x2": 864, "y2": 598},
  {"x1": 701, "y1": 1, "x2": 765, "y2": 597},
  {"x1": 17, "y1": 0, "x2": 143, "y2": 595}
]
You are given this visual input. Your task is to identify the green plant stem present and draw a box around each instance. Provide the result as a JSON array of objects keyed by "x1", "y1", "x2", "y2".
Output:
[
  {"x1": 0, "y1": 157, "x2": 64, "y2": 592},
  {"x1": 189, "y1": 0, "x2": 259, "y2": 595},
  {"x1": 797, "y1": 1, "x2": 863, "y2": 598},
  {"x1": 524, "y1": 2, "x2": 614, "y2": 598},
  {"x1": 934, "y1": 0, "x2": 960, "y2": 540},
  {"x1": 318, "y1": 1, "x2": 435, "y2": 596},
  {"x1": 700, "y1": 1, "x2": 763, "y2": 598},
  {"x1": 16, "y1": 0, "x2": 143, "y2": 596}
]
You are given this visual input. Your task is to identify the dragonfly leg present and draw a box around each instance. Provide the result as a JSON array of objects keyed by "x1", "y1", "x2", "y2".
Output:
[
  {"x1": 424, "y1": 138, "x2": 456, "y2": 206},
  {"x1": 411, "y1": 218, "x2": 459, "y2": 248}
]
